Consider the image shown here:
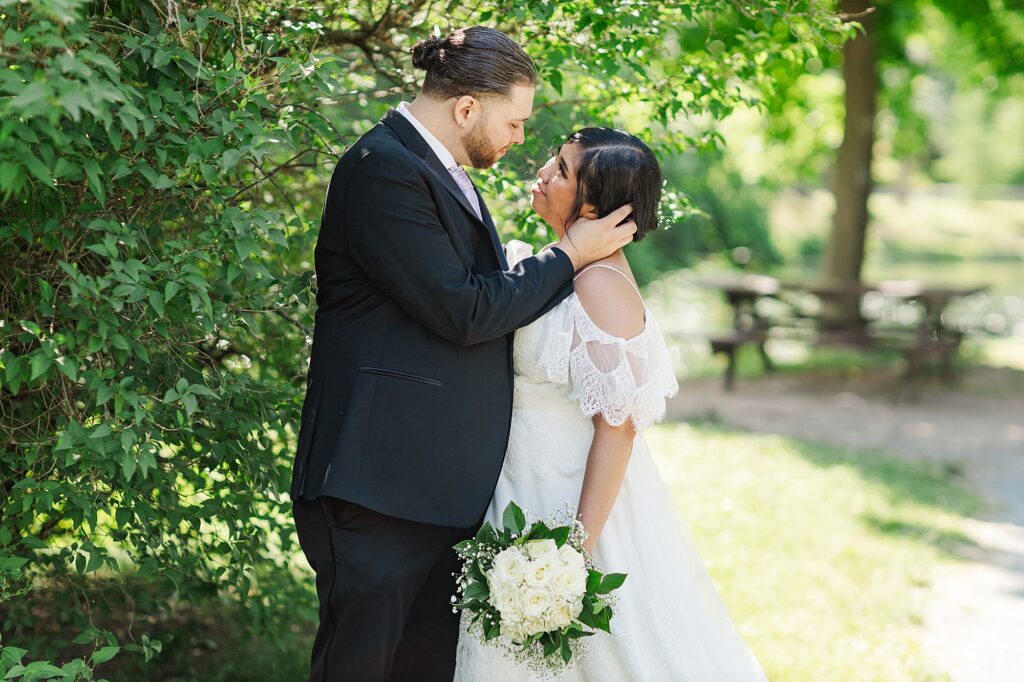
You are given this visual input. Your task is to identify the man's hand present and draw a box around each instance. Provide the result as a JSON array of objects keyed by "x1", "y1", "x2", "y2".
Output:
[{"x1": 552, "y1": 204, "x2": 636, "y2": 271}]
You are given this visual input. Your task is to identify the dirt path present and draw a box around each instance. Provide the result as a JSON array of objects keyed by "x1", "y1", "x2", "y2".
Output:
[{"x1": 667, "y1": 366, "x2": 1024, "y2": 682}]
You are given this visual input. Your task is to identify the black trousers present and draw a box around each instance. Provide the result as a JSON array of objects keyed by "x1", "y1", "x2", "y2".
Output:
[{"x1": 293, "y1": 496, "x2": 477, "y2": 681}]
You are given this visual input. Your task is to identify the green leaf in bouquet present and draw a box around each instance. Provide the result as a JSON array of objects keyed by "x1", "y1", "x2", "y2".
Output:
[
  {"x1": 566, "y1": 625, "x2": 594, "y2": 639},
  {"x1": 560, "y1": 635, "x2": 572, "y2": 663},
  {"x1": 548, "y1": 525, "x2": 571, "y2": 547},
  {"x1": 520, "y1": 521, "x2": 550, "y2": 543},
  {"x1": 474, "y1": 521, "x2": 496, "y2": 543},
  {"x1": 591, "y1": 597, "x2": 606, "y2": 614},
  {"x1": 577, "y1": 607, "x2": 597, "y2": 630},
  {"x1": 502, "y1": 501, "x2": 526, "y2": 535},
  {"x1": 469, "y1": 559, "x2": 487, "y2": 584},
  {"x1": 586, "y1": 569, "x2": 602, "y2": 593},
  {"x1": 453, "y1": 539, "x2": 475, "y2": 554},
  {"x1": 542, "y1": 632, "x2": 560, "y2": 657},
  {"x1": 464, "y1": 581, "x2": 489, "y2": 602},
  {"x1": 596, "y1": 572, "x2": 627, "y2": 594},
  {"x1": 484, "y1": 618, "x2": 501, "y2": 641}
]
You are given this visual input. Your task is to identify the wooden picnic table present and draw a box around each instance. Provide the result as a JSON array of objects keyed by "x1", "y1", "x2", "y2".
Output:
[
  {"x1": 693, "y1": 274, "x2": 986, "y2": 390},
  {"x1": 691, "y1": 275, "x2": 781, "y2": 389}
]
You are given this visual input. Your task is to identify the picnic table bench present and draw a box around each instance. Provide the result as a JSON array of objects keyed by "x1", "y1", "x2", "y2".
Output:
[{"x1": 694, "y1": 274, "x2": 985, "y2": 390}]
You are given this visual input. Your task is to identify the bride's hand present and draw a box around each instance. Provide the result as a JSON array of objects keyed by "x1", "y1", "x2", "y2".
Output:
[{"x1": 554, "y1": 204, "x2": 636, "y2": 270}]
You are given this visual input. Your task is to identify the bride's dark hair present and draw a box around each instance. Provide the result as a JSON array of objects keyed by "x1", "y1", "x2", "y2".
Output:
[{"x1": 562, "y1": 128, "x2": 662, "y2": 242}]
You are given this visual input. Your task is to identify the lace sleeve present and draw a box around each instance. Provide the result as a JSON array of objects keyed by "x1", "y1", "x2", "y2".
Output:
[
  {"x1": 504, "y1": 239, "x2": 535, "y2": 268},
  {"x1": 536, "y1": 296, "x2": 679, "y2": 430}
]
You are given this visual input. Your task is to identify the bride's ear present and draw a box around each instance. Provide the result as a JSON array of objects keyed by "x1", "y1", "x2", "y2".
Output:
[{"x1": 581, "y1": 204, "x2": 599, "y2": 220}]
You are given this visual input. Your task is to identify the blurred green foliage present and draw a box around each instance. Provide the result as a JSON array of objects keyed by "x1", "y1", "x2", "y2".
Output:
[
  {"x1": 752, "y1": 0, "x2": 1024, "y2": 190},
  {"x1": 0, "y1": 0, "x2": 848, "y2": 677}
]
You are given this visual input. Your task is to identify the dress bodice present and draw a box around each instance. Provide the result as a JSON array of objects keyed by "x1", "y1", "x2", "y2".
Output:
[{"x1": 506, "y1": 240, "x2": 679, "y2": 430}]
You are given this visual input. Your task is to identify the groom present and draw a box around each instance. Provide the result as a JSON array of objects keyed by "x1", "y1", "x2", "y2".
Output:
[{"x1": 290, "y1": 26, "x2": 635, "y2": 681}]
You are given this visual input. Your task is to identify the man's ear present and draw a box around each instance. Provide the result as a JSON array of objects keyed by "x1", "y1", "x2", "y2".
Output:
[
  {"x1": 452, "y1": 95, "x2": 479, "y2": 129},
  {"x1": 581, "y1": 205, "x2": 599, "y2": 220}
]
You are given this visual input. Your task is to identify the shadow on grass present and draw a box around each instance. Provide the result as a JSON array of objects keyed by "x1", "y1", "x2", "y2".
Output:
[{"x1": 860, "y1": 514, "x2": 980, "y2": 557}]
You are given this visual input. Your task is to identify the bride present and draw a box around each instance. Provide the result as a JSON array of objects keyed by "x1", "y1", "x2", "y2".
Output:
[{"x1": 454, "y1": 128, "x2": 768, "y2": 681}]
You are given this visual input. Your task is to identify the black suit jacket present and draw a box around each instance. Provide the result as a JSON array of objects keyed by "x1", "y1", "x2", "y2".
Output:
[{"x1": 290, "y1": 109, "x2": 575, "y2": 527}]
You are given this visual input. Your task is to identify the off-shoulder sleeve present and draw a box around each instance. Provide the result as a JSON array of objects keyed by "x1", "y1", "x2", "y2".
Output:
[
  {"x1": 535, "y1": 295, "x2": 679, "y2": 430},
  {"x1": 504, "y1": 239, "x2": 535, "y2": 268}
]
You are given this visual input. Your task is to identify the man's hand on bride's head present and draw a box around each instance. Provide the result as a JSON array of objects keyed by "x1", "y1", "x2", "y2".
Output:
[{"x1": 554, "y1": 204, "x2": 636, "y2": 270}]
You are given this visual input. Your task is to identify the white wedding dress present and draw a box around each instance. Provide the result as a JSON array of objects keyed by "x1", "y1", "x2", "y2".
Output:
[{"x1": 453, "y1": 242, "x2": 768, "y2": 682}]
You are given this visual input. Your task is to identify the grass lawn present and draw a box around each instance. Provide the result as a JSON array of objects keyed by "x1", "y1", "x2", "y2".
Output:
[{"x1": 646, "y1": 421, "x2": 983, "y2": 682}]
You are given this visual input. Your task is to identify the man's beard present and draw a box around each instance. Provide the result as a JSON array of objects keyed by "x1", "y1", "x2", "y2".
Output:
[{"x1": 463, "y1": 116, "x2": 504, "y2": 169}]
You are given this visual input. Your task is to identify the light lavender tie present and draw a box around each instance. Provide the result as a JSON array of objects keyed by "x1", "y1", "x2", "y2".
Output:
[{"x1": 449, "y1": 165, "x2": 482, "y2": 220}]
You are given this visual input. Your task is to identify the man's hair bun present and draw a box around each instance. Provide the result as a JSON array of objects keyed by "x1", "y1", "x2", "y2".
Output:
[
  {"x1": 411, "y1": 35, "x2": 444, "y2": 71},
  {"x1": 411, "y1": 27, "x2": 537, "y2": 100}
]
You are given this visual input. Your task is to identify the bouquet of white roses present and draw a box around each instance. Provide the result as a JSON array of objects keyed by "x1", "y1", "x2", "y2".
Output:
[{"x1": 452, "y1": 501, "x2": 626, "y2": 673}]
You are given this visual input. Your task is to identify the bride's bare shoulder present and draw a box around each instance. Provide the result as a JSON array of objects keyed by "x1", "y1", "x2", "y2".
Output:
[{"x1": 573, "y1": 261, "x2": 645, "y2": 339}]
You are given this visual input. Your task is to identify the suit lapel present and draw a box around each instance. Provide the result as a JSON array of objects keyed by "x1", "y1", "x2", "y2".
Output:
[
  {"x1": 381, "y1": 109, "x2": 507, "y2": 268},
  {"x1": 475, "y1": 186, "x2": 508, "y2": 269}
]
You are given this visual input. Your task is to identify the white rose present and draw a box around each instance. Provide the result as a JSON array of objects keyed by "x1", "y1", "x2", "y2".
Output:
[
  {"x1": 557, "y1": 543, "x2": 586, "y2": 570},
  {"x1": 546, "y1": 601, "x2": 575, "y2": 630},
  {"x1": 492, "y1": 547, "x2": 528, "y2": 585},
  {"x1": 523, "y1": 538, "x2": 558, "y2": 561},
  {"x1": 491, "y1": 584, "x2": 520, "y2": 620},
  {"x1": 503, "y1": 621, "x2": 527, "y2": 643},
  {"x1": 552, "y1": 563, "x2": 587, "y2": 600},
  {"x1": 522, "y1": 617, "x2": 547, "y2": 637},
  {"x1": 521, "y1": 588, "x2": 553, "y2": 620},
  {"x1": 524, "y1": 557, "x2": 556, "y2": 588}
]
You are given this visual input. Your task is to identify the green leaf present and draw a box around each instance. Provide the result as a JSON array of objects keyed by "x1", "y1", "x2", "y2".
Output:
[
  {"x1": 84, "y1": 159, "x2": 105, "y2": 203},
  {"x1": 5, "y1": 354, "x2": 26, "y2": 390},
  {"x1": 138, "y1": 449, "x2": 157, "y2": 479},
  {"x1": 89, "y1": 423, "x2": 112, "y2": 440},
  {"x1": 502, "y1": 501, "x2": 526, "y2": 535},
  {"x1": 560, "y1": 635, "x2": 572, "y2": 663},
  {"x1": 596, "y1": 572, "x2": 627, "y2": 594},
  {"x1": 586, "y1": 569, "x2": 601, "y2": 594},
  {"x1": 56, "y1": 356, "x2": 79, "y2": 381},
  {"x1": 148, "y1": 289, "x2": 165, "y2": 317},
  {"x1": 181, "y1": 393, "x2": 198, "y2": 416},
  {"x1": 22, "y1": 661, "x2": 63, "y2": 677},
  {"x1": 474, "y1": 521, "x2": 495, "y2": 543},
  {"x1": 548, "y1": 525, "x2": 571, "y2": 547},
  {"x1": 0, "y1": 161, "x2": 22, "y2": 192},
  {"x1": 189, "y1": 383, "x2": 219, "y2": 399},
  {"x1": 165, "y1": 280, "x2": 181, "y2": 303},
  {"x1": 21, "y1": 536, "x2": 47, "y2": 550},
  {"x1": 91, "y1": 646, "x2": 120, "y2": 664},
  {"x1": 549, "y1": 69, "x2": 564, "y2": 96},
  {"x1": 542, "y1": 633, "x2": 559, "y2": 657},
  {"x1": 464, "y1": 581, "x2": 489, "y2": 601},
  {"x1": 96, "y1": 382, "x2": 114, "y2": 405},
  {"x1": 30, "y1": 352, "x2": 52, "y2": 380},
  {"x1": 120, "y1": 451, "x2": 137, "y2": 480}
]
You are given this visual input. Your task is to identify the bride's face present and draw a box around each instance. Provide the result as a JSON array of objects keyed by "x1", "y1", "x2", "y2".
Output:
[{"x1": 530, "y1": 143, "x2": 596, "y2": 237}]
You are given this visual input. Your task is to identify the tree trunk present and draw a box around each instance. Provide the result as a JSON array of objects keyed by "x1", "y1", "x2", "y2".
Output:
[{"x1": 821, "y1": 0, "x2": 878, "y2": 325}]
